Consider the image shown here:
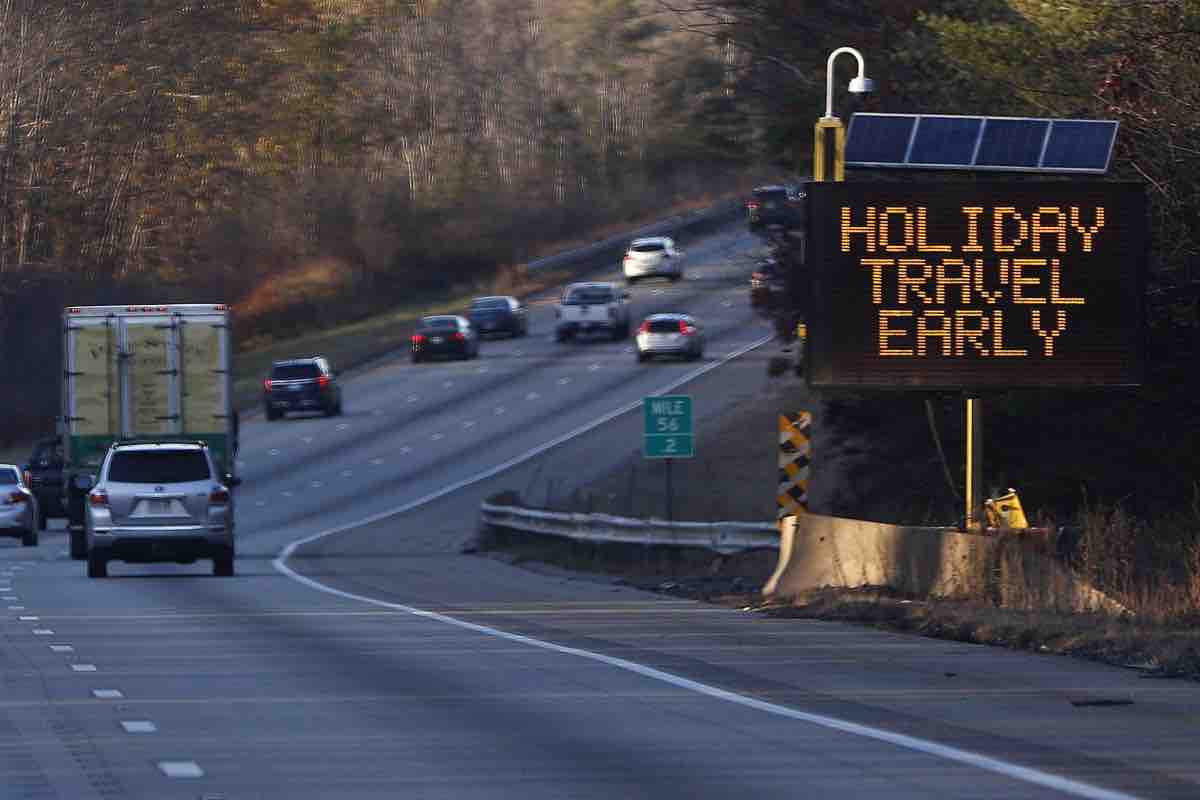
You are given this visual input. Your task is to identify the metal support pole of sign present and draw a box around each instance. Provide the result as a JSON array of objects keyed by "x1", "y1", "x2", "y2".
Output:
[
  {"x1": 965, "y1": 396, "x2": 984, "y2": 531},
  {"x1": 665, "y1": 457, "x2": 674, "y2": 525}
]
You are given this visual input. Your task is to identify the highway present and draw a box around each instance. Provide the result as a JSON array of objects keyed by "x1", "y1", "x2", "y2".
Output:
[{"x1": 2, "y1": 223, "x2": 1199, "y2": 799}]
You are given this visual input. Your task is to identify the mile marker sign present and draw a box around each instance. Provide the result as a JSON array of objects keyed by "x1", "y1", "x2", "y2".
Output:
[{"x1": 643, "y1": 395, "x2": 694, "y2": 458}]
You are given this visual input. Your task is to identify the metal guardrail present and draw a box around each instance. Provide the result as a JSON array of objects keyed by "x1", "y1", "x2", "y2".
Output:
[
  {"x1": 525, "y1": 200, "x2": 743, "y2": 274},
  {"x1": 480, "y1": 501, "x2": 778, "y2": 555}
]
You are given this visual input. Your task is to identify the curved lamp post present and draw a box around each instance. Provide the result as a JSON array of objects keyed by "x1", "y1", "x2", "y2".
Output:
[{"x1": 814, "y1": 47, "x2": 874, "y2": 181}]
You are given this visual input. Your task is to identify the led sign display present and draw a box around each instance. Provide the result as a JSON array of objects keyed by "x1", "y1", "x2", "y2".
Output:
[{"x1": 804, "y1": 182, "x2": 1146, "y2": 389}]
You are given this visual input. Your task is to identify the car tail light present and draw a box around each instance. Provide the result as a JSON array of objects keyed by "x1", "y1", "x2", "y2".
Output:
[
  {"x1": 451, "y1": 332, "x2": 465, "y2": 342},
  {"x1": 411, "y1": 334, "x2": 425, "y2": 344},
  {"x1": 317, "y1": 375, "x2": 331, "y2": 390},
  {"x1": 7, "y1": 491, "x2": 27, "y2": 504},
  {"x1": 747, "y1": 201, "x2": 760, "y2": 210},
  {"x1": 88, "y1": 490, "x2": 109, "y2": 508},
  {"x1": 263, "y1": 378, "x2": 273, "y2": 391},
  {"x1": 679, "y1": 320, "x2": 696, "y2": 336},
  {"x1": 638, "y1": 321, "x2": 650, "y2": 334},
  {"x1": 210, "y1": 487, "x2": 230, "y2": 504}
]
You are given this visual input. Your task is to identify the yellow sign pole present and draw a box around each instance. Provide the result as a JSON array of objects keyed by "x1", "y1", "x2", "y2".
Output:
[
  {"x1": 813, "y1": 117, "x2": 846, "y2": 182},
  {"x1": 965, "y1": 397, "x2": 983, "y2": 531}
]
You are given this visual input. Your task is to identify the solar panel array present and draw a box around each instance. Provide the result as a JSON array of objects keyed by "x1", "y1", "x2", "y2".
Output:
[{"x1": 844, "y1": 113, "x2": 1118, "y2": 174}]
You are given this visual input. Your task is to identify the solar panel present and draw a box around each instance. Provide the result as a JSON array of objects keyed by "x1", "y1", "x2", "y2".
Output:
[
  {"x1": 1042, "y1": 120, "x2": 1118, "y2": 171},
  {"x1": 844, "y1": 113, "x2": 1118, "y2": 174},
  {"x1": 843, "y1": 114, "x2": 914, "y2": 165},
  {"x1": 975, "y1": 118, "x2": 1047, "y2": 168},
  {"x1": 907, "y1": 116, "x2": 981, "y2": 166}
]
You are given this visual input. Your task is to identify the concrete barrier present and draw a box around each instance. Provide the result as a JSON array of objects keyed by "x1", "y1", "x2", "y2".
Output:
[{"x1": 764, "y1": 513, "x2": 1125, "y2": 614}]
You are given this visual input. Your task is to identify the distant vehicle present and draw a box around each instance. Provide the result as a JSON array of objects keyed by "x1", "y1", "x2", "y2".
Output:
[
  {"x1": 23, "y1": 436, "x2": 64, "y2": 530},
  {"x1": 555, "y1": 282, "x2": 631, "y2": 342},
  {"x1": 468, "y1": 296, "x2": 528, "y2": 337},
  {"x1": 0, "y1": 464, "x2": 38, "y2": 547},
  {"x1": 59, "y1": 304, "x2": 237, "y2": 561},
  {"x1": 84, "y1": 441, "x2": 236, "y2": 578},
  {"x1": 747, "y1": 184, "x2": 806, "y2": 232},
  {"x1": 622, "y1": 237, "x2": 684, "y2": 284},
  {"x1": 264, "y1": 357, "x2": 343, "y2": 420},
  {"x1": 750, "y1": 257, "x2": 786, "y2": 312},
  {"x1": 411, "y1": 315, "x2": 480, "y2": 362},
  {"x1": 635, "y1": 313, "x2": 704, "y2": 362}
]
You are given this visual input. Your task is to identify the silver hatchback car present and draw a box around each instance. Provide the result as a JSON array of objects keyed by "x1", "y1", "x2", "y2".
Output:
[
  {"x1": 84, "y1": 441, "x2": 235, "y2": 578},
  {"x1": 635, "y1": 314, "x2": 704, "y2": 362},
  {"x1": 0, "y1": 464, "x2": 38, "y2": 547}
]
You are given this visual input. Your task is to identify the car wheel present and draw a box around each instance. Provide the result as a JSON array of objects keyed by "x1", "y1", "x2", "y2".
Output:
[
  {"x1": 626, "y1": 276, "x2": 638, "y2": 286},
  {"x1": 555, "y1": 328, "x2": 569, "y2": 343},
  {"x1": 213, "y1": 549, "x2": 235, "y2": 577},
  {"x1": 86, "y1": 551, "x2": 107, "y2": 579},
  {"x1": 69, "y1": 527, "x2": 87, "y2": 560},
  {"x1": 21, "y1": 528, "x2": 37, "y2": 547},
  {"x1": 670, "y1": 273, "x2": 683, "y2": 283},
  {"x1": 637, "y1": 351, "x2": 649, "y2": 363},
  {"x1": 265, "y1": 405, "x2": 281, "y2": 421}
]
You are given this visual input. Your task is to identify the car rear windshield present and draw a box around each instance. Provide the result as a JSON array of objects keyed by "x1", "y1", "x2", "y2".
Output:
[
  {"x1": 471, "y1": 300, "x2": 508, "y2": 311},
  {"x1": 753, "y1": 189, "x2": 788, "y2": 202},
  {"x1": 648, "y1": 319, "x2": 683, "y2": 333},
  {"x1": 271, "y1": 363, "x2": 320, "y2": 380},
  {"x1": 564, "y1": 288, "x2": 613, "y2": 304},
  {"x1": 424, "y1": 317, "x2": 459, "y2": 329},
  {"x1": 107, "y1": 450, "x2": 211, "y2": 483},
  {"x1": 630, "y1": 242, "x2": 665, "y2": 253},
  {"x1": 0, "y1": 468, "x2": 18, "y2": 485}
]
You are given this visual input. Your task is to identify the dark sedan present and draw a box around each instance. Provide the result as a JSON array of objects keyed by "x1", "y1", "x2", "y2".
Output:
[
  {"x1": 412, "y1": 315, "x2": 480, "y2": 362},
  {"x1": 468, "y1": 296, "x2": 527, "y2": 337},
  {"x1": 263, "y1": 357, "x2": 343, "y2": 420}
]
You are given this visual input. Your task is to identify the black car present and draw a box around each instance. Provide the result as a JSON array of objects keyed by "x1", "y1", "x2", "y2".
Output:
[
  {"x1": 747, "y1": 184, "x2": 806, "y2": 232},
  {"x1": 411, "y1": 316, "x2": 480, "y2": 362},
  {"x1": 468, "y1": 296, "x2": 528, "y2": 337},
  {"x1": 263, "y1": 357, "x2": 343, "y2": 420},
  {"x1": 23, "y1": 436, "x2": 63, "y2": 529}
]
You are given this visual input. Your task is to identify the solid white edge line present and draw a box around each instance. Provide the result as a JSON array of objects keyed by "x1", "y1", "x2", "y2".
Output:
[{"x1": 271, "y1": 332, "x2": 1139, "y2": 800}]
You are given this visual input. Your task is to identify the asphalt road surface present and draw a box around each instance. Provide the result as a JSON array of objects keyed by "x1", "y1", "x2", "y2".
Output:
[{"x1": 2, "y1": 224, "x2": 1199, "y2": 799}]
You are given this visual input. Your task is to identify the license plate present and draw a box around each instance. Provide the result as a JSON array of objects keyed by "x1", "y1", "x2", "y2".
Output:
[
  {"x1": 289, "y1": 384, "x2": 303, "y2": 392},
  {"x1": 146, "y1": 499, "x2": 171, "y2": 515},
  {"x1": 430, "y1": 337, "x2": 443, "y2": 344}
]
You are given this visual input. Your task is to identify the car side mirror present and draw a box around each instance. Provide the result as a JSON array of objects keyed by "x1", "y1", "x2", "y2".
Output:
[
  {"x1": 21, "y1": 463, "x2": 29, "y2": 472},
  {"x1": 74, "y1": 474, "x2": 94, "y2": 491},
  {"x1": 224, "y1": 473, "x2": 242, "y2": 488}
]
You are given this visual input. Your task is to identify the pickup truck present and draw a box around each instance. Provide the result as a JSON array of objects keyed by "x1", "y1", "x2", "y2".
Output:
[{"x1": 554, "y1": 282, "x2": 631, "y2": 342}]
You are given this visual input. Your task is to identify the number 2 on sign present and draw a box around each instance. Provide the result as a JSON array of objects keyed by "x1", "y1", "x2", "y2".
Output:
[
  {"x1": 657, "y1": 418, "x2": 680, "y2": 433},
  {"x1": 663, "y1": 438, "x2": 678, "y2": 453}
]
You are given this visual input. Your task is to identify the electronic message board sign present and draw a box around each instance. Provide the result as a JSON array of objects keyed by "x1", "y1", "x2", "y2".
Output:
[{"x1": 803, "y1": 181, "x2": 1146, "y2": 389}]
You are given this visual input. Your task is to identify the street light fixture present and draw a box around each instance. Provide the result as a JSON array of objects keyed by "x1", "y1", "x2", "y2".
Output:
[{"x1": 815, "y1": 46, "x2": 873, "y2": 181}]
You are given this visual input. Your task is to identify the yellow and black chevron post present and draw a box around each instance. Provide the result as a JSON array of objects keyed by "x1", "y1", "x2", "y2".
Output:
[{"x1": 777, "y1": 411, "x2": 811, "y2": 519}]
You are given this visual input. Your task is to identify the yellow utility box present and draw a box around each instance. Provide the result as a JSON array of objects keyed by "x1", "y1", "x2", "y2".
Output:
[{"x1": 984, "y1": 489, "x2": 1029, "y2": 529}]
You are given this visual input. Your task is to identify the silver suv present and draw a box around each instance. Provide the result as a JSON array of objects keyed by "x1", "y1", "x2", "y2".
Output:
[{"x1": 84, "y1": 441, "x2": 235, "y2": 579}]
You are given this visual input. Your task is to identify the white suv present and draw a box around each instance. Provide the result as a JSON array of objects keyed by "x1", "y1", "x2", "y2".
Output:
[
  {"x1": 622, "y1": 237, "x2": 684, "y2": 284},
  {"x1": 84, "y1": 441, "x2": 235, "y2": 578},
  {"x1": 555, "y1": 282, "x2": 631, "y2": 342}
]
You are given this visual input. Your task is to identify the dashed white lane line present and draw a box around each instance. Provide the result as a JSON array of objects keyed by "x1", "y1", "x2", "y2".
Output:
[
  {"x1": 32, "y1": 629, "x2": 53, "y2": 636},
  {"x1": 623, "y1": 346, "x2": 634, "y2": 353},
  {"x1": 92, "y1": 689, "x2": 123, "y2": 700},
  {"x1": 120, "y1": 720, "x2": 157, "y2": 733},
  {"x1": 256, "y1": 501, "x2": 266, "y2": 507},
  {"x1": 371, "y1": 458, "x2": 385, "y2": 466},
  {"x1": 269, "y1": 448, "x2": 281, "y2": 456},
  {"x1": 462, "y1": 421, "x2": 476, "y2": 430},
  {"x1": 336, "y1": 423, "x2": 350, "y2": 431},
  {"x1": 1, "y1": 595, "x2": 16, "y2": 600},
  {"x1": 18, "y1": 616, "x2": 38, "y2": 621},
  {"x1": 588, "y1": 363, "x2": 601, "y2": 372},
  {"x1": 441, "y1": 381, "x2": 453, "y2": 389},
  {"x1": 341, "y1": 469, "x2": 353, "y2": 478},
  {"x1": 477, "y1": 366, "x2": 490, "y2": 374},
  {"x1": 282, "y1": 491, "x2": 295, "y2": 498},
  {"x1": 301, "y1": 436, "x2": 314, "y2": 444},
  {"x1": 431, "y1": 433, "x2": 444, "y2": 441},
  {"x1": 7, "y1": 606, "x2": 23, "y2": 611},
  {"x1": 722, "y1": 299, "x2": 733, "y2": 307},
  {"x1": 158, "y1": 761, "x2": 204, "y2": 778},
  {"x1": 49, "y1": 645, "x2": 74, "y2": 653},
  {"x1": 70, "y1": 664, "x2": 97, "y2": 672},
  {"x1": 526, "y1": 392, "x2": 540, "y2": 401},
  {"x1": 399, "y1": 446, "x2": 412, "y2": 455},
  {"x1": 407, "y1": 395, "x2": 419, "y2": 403},
  {"x1": 557, "y1": 377, "x2": 571, "y2": 385},
  {"x1": 494, "y1": 407, "x2": 506, "y2": 415},
  {"x1": 310, "y1": 481, "x2": 324, "y2": 489}
]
